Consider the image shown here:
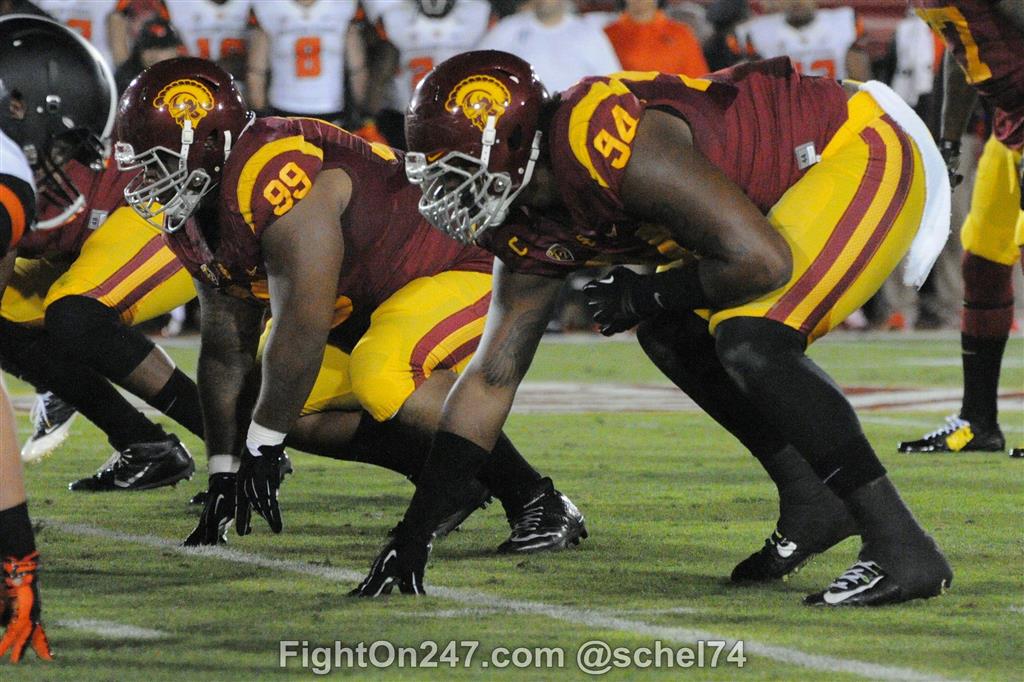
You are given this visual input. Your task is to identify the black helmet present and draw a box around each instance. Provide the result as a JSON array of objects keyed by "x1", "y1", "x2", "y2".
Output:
[{"x1": 0, "y1": 14, "x2": 117, "y2": 228}]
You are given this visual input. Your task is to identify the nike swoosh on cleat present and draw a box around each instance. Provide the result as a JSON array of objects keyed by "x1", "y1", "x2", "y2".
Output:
[
  {"x1": 775, "y1": 540, "x2": 798, "y2": 559},
  {"x1": 823, "y1": 575, "x2": 885, "y2": 605},
  {"x1": 115, "y1": 464, "x2": 152, "y2": 488}
]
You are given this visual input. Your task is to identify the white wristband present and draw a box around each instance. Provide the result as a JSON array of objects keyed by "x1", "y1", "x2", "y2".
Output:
[
  {"x1": 246, "y1": 421, "x2": 287, "y2": 456},
  {"x1": 208, "y1": 454, "x2": 240, "y2": 475}
]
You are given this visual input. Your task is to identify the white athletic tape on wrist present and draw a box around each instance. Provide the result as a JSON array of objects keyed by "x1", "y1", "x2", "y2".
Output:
[
  {"x1": 208, "y1": 454, "x2": 240, "y2": 475},
  {"x1": 246, "y1": 422, "x2": 287, "y2": 456}
]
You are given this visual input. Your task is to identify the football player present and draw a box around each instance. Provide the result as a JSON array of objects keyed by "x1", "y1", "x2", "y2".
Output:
[
  {"x1": 734, "y1": 0, "x2": 870, "y2": 81},
  {"x1": 0, "y1": 14, "x2": 120, "y2": 663},
  {"x1": 246, "y1": 0, "x2": 364, "y2": 121},
  {"x1": 0, "y1": 19, "x2": 202, "y2": 491},
  {"x1": 163, "y1": 0, "x2": 252, "y2": 80},
  {"x1": 363, "y1": 0, "x2": 493, "y2": 147},
  {"x1": 113, "y1": 57, "x2": 586, "y2": 554},
  {"x1": 353, "y1": 50, "x2": 955, "y2": 605},
  {"x1": 900, "y1": 0, "x2": 1023, "y2": 458},
  {"x1": 34, "y1": 0, "x2": 131, "y2": 70}
]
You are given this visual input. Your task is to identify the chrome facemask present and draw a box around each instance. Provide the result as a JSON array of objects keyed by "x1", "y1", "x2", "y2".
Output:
[{"x1": 406, "y1": 115, "x2": 541, "y2": 245}]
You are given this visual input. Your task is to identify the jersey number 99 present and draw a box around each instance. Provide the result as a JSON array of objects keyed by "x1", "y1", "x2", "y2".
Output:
[{"x1": 263, "y1": 162, "x2": 313, "y2": 216}]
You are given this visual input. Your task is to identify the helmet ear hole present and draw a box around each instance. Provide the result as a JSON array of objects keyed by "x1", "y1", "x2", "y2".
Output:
[{"x1": 508, "y1": 124, "x2": 523, "y2": 151}]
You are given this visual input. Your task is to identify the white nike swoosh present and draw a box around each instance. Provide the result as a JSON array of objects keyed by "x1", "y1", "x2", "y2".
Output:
[
  {"x1": 823, "y1": 575, "x2": 884, "y2": 605},
  {"x1": 775, "y1": 540, "x2": 798, "y2": 559},
  {"x1": 115, "y1": 464, "x2": 152, "y2": 488}
]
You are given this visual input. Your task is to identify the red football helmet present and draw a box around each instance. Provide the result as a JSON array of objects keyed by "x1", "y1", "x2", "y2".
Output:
[
  {"x1": 405, "y1": 50, "x2": 547, "y2": 244},
  {"x1": 114, "y1": 57, "x2": 252, "y2": 232}
]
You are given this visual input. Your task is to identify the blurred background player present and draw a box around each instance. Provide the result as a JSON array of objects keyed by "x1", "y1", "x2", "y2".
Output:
[
  {"x1": 900, "y1": 0, "x2": 1024, "y2": 458},
  {"x1": 163, "y1": 0, "x2": 252, "y2": 82},
  {"x1": 735, "y1": 0, "x2": 871, "y2": 81},
  {"x1": 603, "y1": 0, "x2": 708, "y2": 75},
  {"x1": 34, "y1": 0, "x2": 132, "y2": 70},
  {"x1": 363, "y1": 0, "x2": 492, "y2": 148},
  {"x1": 478, "y1": 0, "x2": 620, "y2": 93},
  {"x1": 114, "y1": 16, "x2": 186, "y2": 92},
  {"x1": 700, "y1": 0, "x2": 752, "y2": 72},
  {"x1": 0, "y1": 13, "x2": 122, "y2": 662},
  {"x1": 246, "y1": 0, "x2": 365, "y2": 123}
]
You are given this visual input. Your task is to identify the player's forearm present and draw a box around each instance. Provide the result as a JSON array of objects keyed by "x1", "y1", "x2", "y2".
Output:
[
  {"x1": 198, "y1": 348, "x2": 258, "y2": 457},
  {"x1": 940, "y1": 50, "x2": 978, "y2": 142},
  {"x1": 251, "y1": 315, "x2": 331, "y2": 434},
  {"x1": 196, "y1": 283, "x2": 262, "y2": 457}
]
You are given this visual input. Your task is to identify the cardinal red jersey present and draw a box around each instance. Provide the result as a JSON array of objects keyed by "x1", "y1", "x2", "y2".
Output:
[
  {"x1": 166, "y1": 117, "x2": 492, "y2": 335},
  {"x1": 18, "y1": 160, "x2": 133, "y2": 259},
  {"x1": 480, "y1": 58, "x2": 849, "y2": 278},
  {"x1": 912, "y1": 0, "x2": 1024, "y2": 149}
]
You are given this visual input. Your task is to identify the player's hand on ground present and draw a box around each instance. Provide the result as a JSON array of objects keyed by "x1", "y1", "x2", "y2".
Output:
[
  {"x1": 184, "y1": 473, "x2": 245, "y2": 546},
  {"x1": 349, "y1": 534, "x2": 431, "y2": 597},
  {"x1": 237, "y1": 443, "x2": 285, "y2": 534},
  {"x1": 1, "y1": 552, "x2": 53, "y2": 663},
  {"x1": 583, "y1": 266, "x2": 653, "y2": 336}
]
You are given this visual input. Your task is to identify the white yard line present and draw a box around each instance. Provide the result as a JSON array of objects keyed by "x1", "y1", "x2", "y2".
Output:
[
  {"x1": 55, "y1": 619, "x2": 169, "y2": 640},
  {"x1": 45, "y1": 521, "x2": 955, "y2": 682}
]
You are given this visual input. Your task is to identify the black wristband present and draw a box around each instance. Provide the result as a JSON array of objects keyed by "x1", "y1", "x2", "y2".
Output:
[{"x1": 645, "y1": 265, "x2": 707, "y2": 312}]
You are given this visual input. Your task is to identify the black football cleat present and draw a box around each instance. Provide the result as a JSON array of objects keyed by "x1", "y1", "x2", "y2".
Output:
[
  {"x1": 68, "y1": 435, "x2": 195, "y2": 491},
  {"x1": 898, "y1": 416, "x2": 1005, "y2": 453},
  {"x1": 497, "y1": 478, "x2": 587, "y2": 553},
  {"x1": 1009, "y1": 448, "x2": 1023, "y2": 459},
  {"x1": 189, "y1": 452, "x2": 295, "y2": 505},
  {"x1": 804, "y1": 557, "x2": 951, "y2": 607},
  {"x1": 732, "y1": 490, "x2": 858, "y2": 583},
  {"x1": 21, "y1": 391, "x2": 77, "y2": 463},
  {"x1": 805, "y1": 536, "x2": 953, "y2": 607},
  {"x1": 732, "y1": 528, "x2": 820, "y2": 582}
]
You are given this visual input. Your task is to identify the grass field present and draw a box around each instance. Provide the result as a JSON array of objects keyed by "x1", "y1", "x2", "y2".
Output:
[{"x1": 4, "y1": 331, "x2": 1023, "y2": 680}]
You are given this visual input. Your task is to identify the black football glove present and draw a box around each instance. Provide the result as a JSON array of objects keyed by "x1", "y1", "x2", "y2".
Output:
[
  {"x1": 237, "y1": 442, "x2": 286, "y2": 535},
  {"x1": 939, "y1": 139, "x2": 963, "y2": 189},
  {"x1": 349, "y1": 531, "x2": 431, "y2": 597},
  {"x1": 184, "y1": 473, "x2": 248, "y2": 546},
  {"x1": 583, "y1": 266, "x2": 662, "y2": 336}
]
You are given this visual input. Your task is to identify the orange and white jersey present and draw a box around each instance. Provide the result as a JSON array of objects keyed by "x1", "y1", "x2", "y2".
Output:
[
  {"x1": 364, "y1": 0, "x2": 491, "y2": 110},
  {"x1": 251, "y1": 0, "x2": 359, "y2": 114},
  {"x1": 164, "y1": 0, "x2": 251, "y2": 62},
  {"x1": 36, "y1": 0, "x2": 122, "y2": 69},
  {"x1": 736, "y1": 7, "x2": 861, "y2": 80}
]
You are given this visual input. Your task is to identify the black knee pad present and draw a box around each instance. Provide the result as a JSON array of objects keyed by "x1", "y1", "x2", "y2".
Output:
[
  {"x1": 0, "y1": 317, "x2": 49, "y2": 380},
  {"x1": 714, "y1": 317, "x2": 805, "y2": 389},
  {"x1": 44, "y1": 295, "x2": 153, "y2": 381}
]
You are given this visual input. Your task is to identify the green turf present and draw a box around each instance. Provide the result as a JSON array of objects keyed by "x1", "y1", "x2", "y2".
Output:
[{"x1": 4, "y1": 333, "x2": 1023, "y2": 680}]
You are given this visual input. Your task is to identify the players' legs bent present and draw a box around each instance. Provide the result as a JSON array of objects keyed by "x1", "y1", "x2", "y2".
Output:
[
  {"x1": 637, "y1": 312, "x2": 856, "y2": 581},
  {"x1": 714, "y1": 317, "x2": 951, "y2": 603}
]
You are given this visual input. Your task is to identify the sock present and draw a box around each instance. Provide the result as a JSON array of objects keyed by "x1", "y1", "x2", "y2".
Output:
[
  {"x1": 147, "y1": 368, "x2": 204, "y2": 438},
  {"x1": 399, "y1": 431, "x2": 489, "y2": 542},
  {"x1": 715, "y1": 317, "x2": 887, "y2": 498},
  {"x1": 0, "y1": 503, "x2": 36, "y2": 558},
  {"x1": 476, "y1": 433, "x2": 543, "y2": 510},
  {"x1": 960, "y1": 252, "x2": 1014, "y2": 428},
  {"x1": 348, "y1": 412, "x2": 426, "y2": 479}
]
